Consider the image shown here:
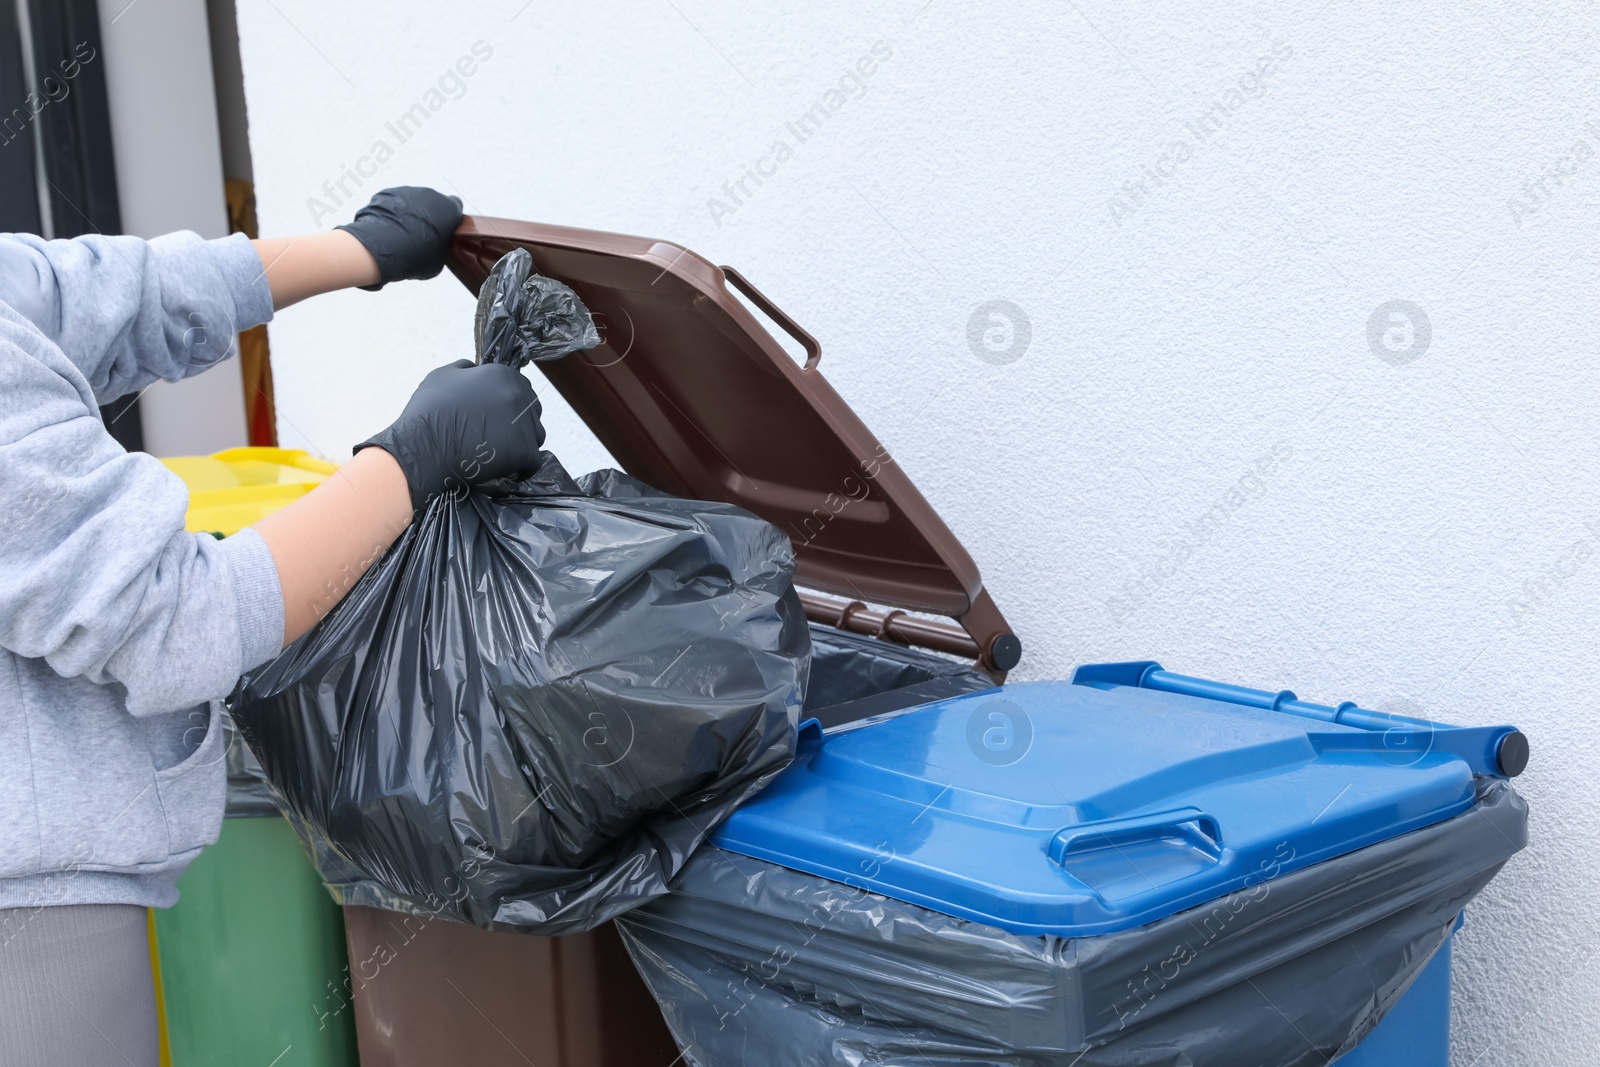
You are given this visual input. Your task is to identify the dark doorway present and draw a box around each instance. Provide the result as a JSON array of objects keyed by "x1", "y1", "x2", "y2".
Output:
[{"x1": 1, "y1": 0, "x2": 139, "y2": 451}]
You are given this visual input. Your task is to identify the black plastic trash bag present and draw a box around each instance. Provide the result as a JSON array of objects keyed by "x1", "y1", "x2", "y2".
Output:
[
  {"x1": 220, "y1": 711, "x2": 283, "y2": 817},
  {"x1": 231, "y1": 452, "x2": 809, "y2": 935},
  {"x1": 473, "y1": 247, "x2": 601, "y2": 368}
]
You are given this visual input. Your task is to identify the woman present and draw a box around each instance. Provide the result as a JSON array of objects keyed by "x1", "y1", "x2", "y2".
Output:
[{"x1": 0, "y1": 186, "x2": 545, "y2": 1064}]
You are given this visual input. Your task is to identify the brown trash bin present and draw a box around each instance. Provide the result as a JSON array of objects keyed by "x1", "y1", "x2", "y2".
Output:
[
  {"x1": 344, "y1": 909, "x2": 677, "y2": 1066},
  {"x1": 338, "y1": 216, "x2": 1021, "y2": 1065}
]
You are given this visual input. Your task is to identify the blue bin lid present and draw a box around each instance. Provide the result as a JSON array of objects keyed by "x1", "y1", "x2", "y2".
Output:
[{"x1": 713, "y1": 664, "x2": 1521, "y2": 937}]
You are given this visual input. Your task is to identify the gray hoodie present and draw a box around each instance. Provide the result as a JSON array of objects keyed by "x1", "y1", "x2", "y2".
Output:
[{"x1": 0, "y1": 230, "x2": 283, "y2": 911}]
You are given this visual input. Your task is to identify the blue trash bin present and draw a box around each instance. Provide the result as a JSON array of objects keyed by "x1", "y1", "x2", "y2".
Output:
[
  {"x1": 1337, "y1": 914, "x2": 1460, "y2": 1066},
  {"x1": 619, "y1": 664, "x2": 1528, "y2": 1066}
]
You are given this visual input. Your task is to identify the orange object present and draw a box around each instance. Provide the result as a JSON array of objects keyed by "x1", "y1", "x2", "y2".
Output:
[{"x1": 225, "y1": 179, "x2": 278, "y2": 447}]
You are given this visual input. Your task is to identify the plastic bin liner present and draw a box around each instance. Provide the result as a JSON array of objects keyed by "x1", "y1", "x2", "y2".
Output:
[
  {"x1": 231, "y1": 452, "x2": 809, "y2": 935},
  {"x1": 803, "y1": 625, "x2": 991, "y2": 713},
  {"x1": 219, "y1": 711, "x2": 282, "y2": 818},
  {"x1": 473, "y1": 247, "x2": 601, "y2": 368},
  {"x1": 616, "y1": 778, "x2": 1527, "y2": 1067}
]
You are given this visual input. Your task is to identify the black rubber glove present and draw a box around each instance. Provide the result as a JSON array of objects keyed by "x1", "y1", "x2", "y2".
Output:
[
  {"x1": 355, "y1": 359, "x2": 545, "y2": 511},
  {"x1": 336, "y1": 186, "x2": 464, "y2": 290}
]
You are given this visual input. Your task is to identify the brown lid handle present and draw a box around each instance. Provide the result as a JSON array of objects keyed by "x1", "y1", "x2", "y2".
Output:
[
  {"x1": 720, "y1": 265, "x2": 822, "y2": 370},
  {"x1": 798, "y1": 588, "x2": 1023, "y2": 681}
]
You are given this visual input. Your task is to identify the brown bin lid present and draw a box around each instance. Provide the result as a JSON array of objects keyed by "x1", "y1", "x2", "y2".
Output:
[{"x1": 448, "y1": 217, "x2": 1018, "y2": 673}]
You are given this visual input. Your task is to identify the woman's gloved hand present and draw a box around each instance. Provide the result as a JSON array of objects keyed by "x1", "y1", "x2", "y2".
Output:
[
  {"x1": 336, "y1": 186, "x2": 464, "y2": 290},
  {"x1": 355, "y1": 360, "x2": 544, "y2": 511}
]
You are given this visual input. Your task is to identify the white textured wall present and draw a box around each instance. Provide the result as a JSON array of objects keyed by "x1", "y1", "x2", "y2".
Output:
[{"x1": 235, "y1": 2, "x2": 1597, "y2": 1061}]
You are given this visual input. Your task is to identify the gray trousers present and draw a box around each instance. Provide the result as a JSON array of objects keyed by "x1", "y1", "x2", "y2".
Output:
[{"x1": 0, "y1": 904, "x2": 159, "y2": 1067}]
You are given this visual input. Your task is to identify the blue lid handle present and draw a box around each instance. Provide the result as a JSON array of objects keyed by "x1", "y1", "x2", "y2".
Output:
[
  {"x1": 1048, "y1": 807, "x2": 1223, "y2": 866},
  {"x1": 1071, "y1": 662, "x2": 1529, "y2": 778},
  {"x1": 796, "y1": 718, "x2": 824, "y2": 753}
]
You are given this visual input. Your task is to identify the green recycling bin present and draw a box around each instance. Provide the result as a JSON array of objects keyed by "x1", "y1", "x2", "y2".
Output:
[
  {"x1": 148, "y1": 450, "x2": 357, "y2": 1067},
  {"x1": 152, "y1": 814, "x2": 358, "y2": 1066}
]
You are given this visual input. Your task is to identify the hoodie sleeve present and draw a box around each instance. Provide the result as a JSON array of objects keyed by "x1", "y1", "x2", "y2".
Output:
[
  {"x1": 0, "y1": 311, "x2": 285, "y2": 717},
  {"x1": 0, "y1": 230, "x2": 274, "y2": 405}
]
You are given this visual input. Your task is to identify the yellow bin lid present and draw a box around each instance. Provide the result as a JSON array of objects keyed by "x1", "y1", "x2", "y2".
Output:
[{"x1": 160, "y1": 447, "x2": 337, "y2": 537}]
